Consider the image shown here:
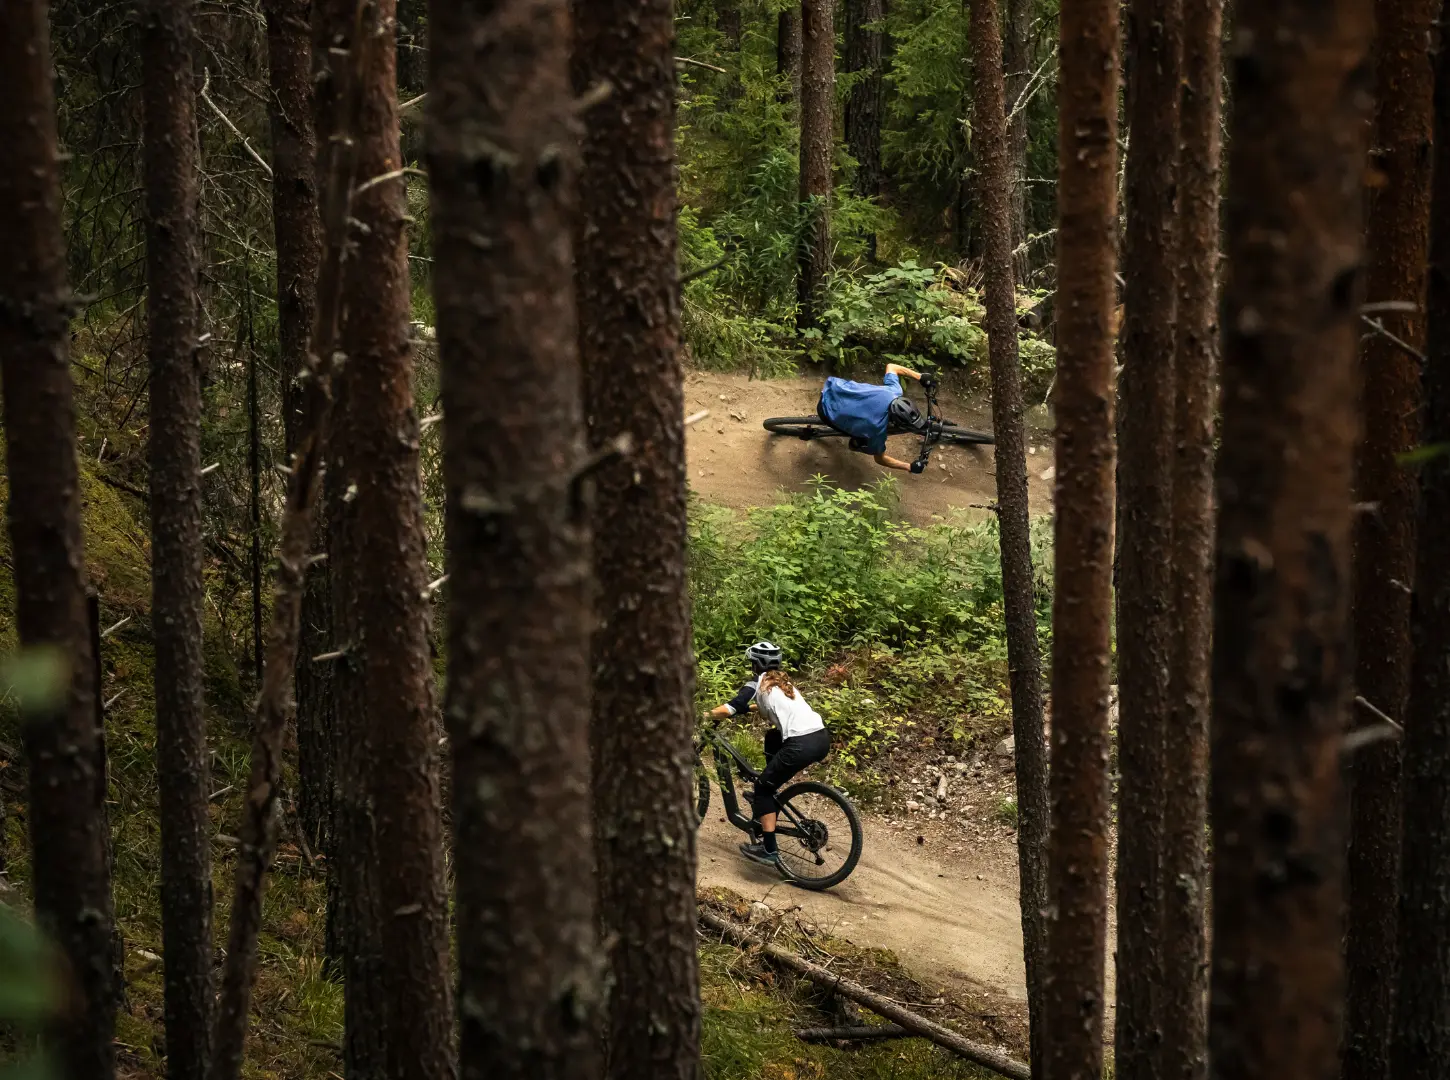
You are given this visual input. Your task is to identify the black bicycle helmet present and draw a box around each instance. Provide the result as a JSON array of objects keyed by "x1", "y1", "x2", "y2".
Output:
[
  {"x1": 745, "y1": 641, "x2": 783, "y2": 672},
  {"x1": 888, "y1": 394, "x2": 924, "y2": 431}
]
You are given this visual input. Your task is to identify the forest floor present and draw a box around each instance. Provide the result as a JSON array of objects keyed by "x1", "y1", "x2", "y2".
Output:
[
  {"x1": 682, "y1": 370, "x2": 1057, "y2": 525},
  {"x1": 697, "y1": 732, "x2": 1121, "y2": 1047}
]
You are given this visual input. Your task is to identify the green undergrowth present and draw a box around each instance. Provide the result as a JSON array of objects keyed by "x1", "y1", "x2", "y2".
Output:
[{"x1": 690, "y1": 479, "x2": 1053, "y2": 771}]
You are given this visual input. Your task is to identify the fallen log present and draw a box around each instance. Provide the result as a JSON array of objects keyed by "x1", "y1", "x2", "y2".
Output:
[
  {"x1": 796, "y1": 1024, "x2": 910, "y2": 1043},
  {"x1": 699, "y1": 909, "x2": 1031, "y2": 1080}
]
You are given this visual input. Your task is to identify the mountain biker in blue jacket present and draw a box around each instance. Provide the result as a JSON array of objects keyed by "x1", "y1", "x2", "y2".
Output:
[
  {"x1": 817, "y1": 362, "x2": 931, "y2": 473},
  {"x1": 709, "y1": 641, "x2": 831, "y2": 871}
]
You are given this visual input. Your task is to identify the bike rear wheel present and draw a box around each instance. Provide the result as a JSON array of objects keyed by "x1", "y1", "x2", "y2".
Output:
[
  {"x1": 763, "y1": 416, "x2": 848, "y2": 440},
  {"x1": 774, "y1": 780, "x2": 863, "y2": 890}
]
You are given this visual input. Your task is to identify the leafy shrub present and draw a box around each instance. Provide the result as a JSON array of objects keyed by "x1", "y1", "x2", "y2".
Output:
[
  {"x1": 688, "y1": 479, "x2": 1053, "y2": 669},
  {"x1": 803, "y1": 261, "x2": 988, "y2": 373}
]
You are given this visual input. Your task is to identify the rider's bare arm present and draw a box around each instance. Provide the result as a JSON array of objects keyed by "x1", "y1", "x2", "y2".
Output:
[
  {"x1": 874, "y1": 451, "x2": 912, "y2": 471},
  {"x1": 885, "y1": 363, "x2": 923, "y2": 381}
]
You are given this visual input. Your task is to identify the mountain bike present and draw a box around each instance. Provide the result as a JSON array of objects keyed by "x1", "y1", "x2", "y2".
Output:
[
  {"x1": 693, "y1": 724, "x2": 863, "y2": 891},
  {"x1": 762, "y1": 374, "x2": 995, "y2": 473}
]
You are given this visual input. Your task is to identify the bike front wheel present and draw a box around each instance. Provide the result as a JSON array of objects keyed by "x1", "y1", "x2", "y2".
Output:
[
  {"x1": 692, "y1": 746, "x2": 711, "y2": 827},
  {"x1": 774, "y1": 780, "x2": 864, "y2": 890},
  {"x1": 935, "y1": 421, "x2": 995, "y2": 446}
]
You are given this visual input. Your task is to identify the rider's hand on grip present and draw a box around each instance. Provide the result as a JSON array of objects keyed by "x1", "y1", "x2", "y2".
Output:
[{"x1": 910, "y1": 459, "x2": 926, "y2": 474}]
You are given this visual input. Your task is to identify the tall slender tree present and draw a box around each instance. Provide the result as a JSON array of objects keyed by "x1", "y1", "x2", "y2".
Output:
[
  {"x1": 1003, "y1": 0, "x2": 1033, "y2": 257},
  {"x1": 797, "y1": 0, "x2": 834, "y2": 327},
  {"x1": 140, "y1": 0, "x2": 212, "y2": 1075},
  {"x1": 970, "y1": 0, "x2": 1048, "y2": 1072},
  {"x1": 1343, "y1": 1, "x2": 1436, "y2": 1075},
  {"x1": 1209, "y1": 2, "x2": 1373, "y2": 1079},
  {"x1": 1041, "y1": 0, "x2": 1118, "y2": 1076},
  {"x1": 262, "y1": 0, "x2": 332, "y2": 861},
  {"x1": 208, "y1": 7, "x2": 370, "y2": 1077},
  {"x1": 716, "y1": 0, "x2": 742, "y2": 49},
  {"x1": 1114, "y1": 0, "x2": 1183, "y2": 1075},
  {"x1": 429, "y1": 1, "x2": 604, "y2": 1076},
  {"x1": 777, "y1": 8, "x2": 803, "y2": 103},
  {"x1": 0, "y1": 2, "x2": 116, "y2": 1076},
  {"x1": 1159, "y1": 1, "x2": 1221, "y2": 1077},
  {"x1": 316, "y1": 0, "x2": 454, "y2": 1072},
  {"x1": 845, "y1": 0, "x2": 884, "y2": 202},
  {"x1": 1390, "y1": 20, "x2": 1450, "y2": 1080},
  {"x1": 574, "y1": 3, "x2": 702, "y2": 1076}
]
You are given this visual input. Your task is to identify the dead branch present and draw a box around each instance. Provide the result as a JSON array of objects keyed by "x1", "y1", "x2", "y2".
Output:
[
  {"x1": 676, "y1": 56, "x2": 728, "y2": 74},
  {"x1": 795, "y1": 1024, "x2": 910, "y2": 1042},
  {"x1": 199, "y1": 68, "x2": 273, "y2": 179},
  {"x1": 206, "y1": 4, "x2": 375, "y2": 1078},
  {"x1": 699, "y1": 910, "x2": 1030, "y2": 1080},
  {"x1": 1360, "y1": 314, "x2": 1426, "y2": 364}
]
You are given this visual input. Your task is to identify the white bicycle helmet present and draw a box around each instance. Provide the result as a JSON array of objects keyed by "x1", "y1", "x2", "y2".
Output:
[{"x1": 745, "y1": 641, "x2": 783, "y2": 671}]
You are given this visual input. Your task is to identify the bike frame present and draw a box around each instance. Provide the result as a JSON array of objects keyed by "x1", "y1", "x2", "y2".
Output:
[{"x1": 699, "y1": 728, "x2": 822, "y2": 844}]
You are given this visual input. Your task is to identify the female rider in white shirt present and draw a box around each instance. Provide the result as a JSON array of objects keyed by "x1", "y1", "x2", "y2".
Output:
[{"x1": 708, "y1": 641, "x2": 831, "y2": 870}]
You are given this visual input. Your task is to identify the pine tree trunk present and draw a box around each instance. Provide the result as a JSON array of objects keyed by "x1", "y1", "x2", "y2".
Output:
[
  {"x1": 778, "y1": 8, "x2": 803, "y2": 104},
  {"x1": 574, "y1": 4, "x2": 703, "y2": 1075},
  {"x1": 1003, "y1": 0, "x2": 1031, "y2": 260},
  {"x1": 1389, "y1": 21, "x2": 1450, "y2": 1080},
  {"x1": 797, "y1": 0, "x2": 834, "y2": 327},
  {"x1": 845, "y1": 0, "x2": 884, "y2": 202},
  {"x1": 1209, "y1": 2, "x2": 1373, "y2": 1078},
  {"x1": 0, "y1": 3, "x2": 117, "y2": 1075},
  {"x1": 1114, "y1": 1, "x2": 1182, "y2": 1075},
  {"x1": 1042, "y1": 0, "x2": 1118, "y2": 1076},
  {"x1": 1158, "y1": 2, "x2": 1220, "y2": 1078},
  {"x1": 1343, "y1": 1, "x2": 1435, "y2": 1075},
  {"x1": 262, "y1": 0, "x2": 331, "y2": 868},
  {"x1": 429, "y1": 1, "x2": 604, "y2": 1076},
  {"x1": 716, "y1": 0, "x2": 742, "y2": 49},
  {"x1": 970, "y1": 0, "x2": 1048, "y2": 1074},
  {"x1": 140, "y1": 3, "x2": 213, "y2": 1075},
  {"x1": 317, "y1": 0, "x2": 452, "y2": 1073}
]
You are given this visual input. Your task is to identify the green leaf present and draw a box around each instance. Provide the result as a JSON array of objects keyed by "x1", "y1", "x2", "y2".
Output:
[
  {"x1": 1397, "y1": 442, "x2": 1450, "y2": 467},
  {"x1": 0, "y1": 906, "x2": 62, "y2": 1024},
  {"x1": 0, "y1": 647, "x2": 70, "y2": 717}
]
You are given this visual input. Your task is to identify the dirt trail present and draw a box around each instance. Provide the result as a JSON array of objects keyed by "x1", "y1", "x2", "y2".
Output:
[
  {"x1": 697, "y1": 806, "x2": 1118, "y2": 1023},
  {"x1": 683, "y1": 370, "x2": 1056, "y2": 526}
]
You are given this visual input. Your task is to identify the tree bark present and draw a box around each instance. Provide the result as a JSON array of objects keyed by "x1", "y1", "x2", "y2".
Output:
[
  {"x1": 574, "y1": 4, "x2": 703, "y2": 1076},
  {"x1": 1389, "y1": 20, "x2": 1450, "y2": 1080},
  {"x1": 1208, "y1": 2, "x2": 1373, "y2": 1079},
  {"x1": 1114, "y1": 0, "x2": 1182, "y2": 1075},
  {"x1": 778, "y1": 8, "x2": 803, "y2": 104},
  {"x1": 970, "y1": 1, "x2": 1048, "y2": 1074},
  {"x1": 716, "y1": 0, "x2": 742, "y2": 49},
  {"x1": 0, "y1": 3, "x2": 116, "y2": 1076},
  {"x1": 1041, "y1": 0, "x2": 1118, "y2": 1077},
  {"x1": 1159, "y1": 2, "x2": 1221, "y2": 1078},
  {"x1": 140, "y1": 2, "x2": 213, "y2": 1076},
  {"x1": 1002, "y1": 0, "x2": 1032, "y2": 260},
  {"x1": 317, "y1": 0, "x2": 454, "y2": 1072},
  {"x1": 797, "y1": 0, "x2": 834, "y2": 328},
  {"x1": 845, "y1": 0, "x2": 884, "y2": 201},
  {"x1": 1343, "y1": 1, "x2": 1435, "y2": 1076},
  {"x1": 266, "y1": 0, "x2": 332, "y2": 869},
  {"x1": 207, "y1": 6, "x2": 370, "y2": 1076},
  {"x1": 429, "y1": 2, "x2": 604, "y2": 1077}
]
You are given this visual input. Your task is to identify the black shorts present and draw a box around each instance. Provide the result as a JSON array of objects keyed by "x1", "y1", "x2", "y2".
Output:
[{"x1": 753, "y1": 727, "x2": 832, "y2": 817}]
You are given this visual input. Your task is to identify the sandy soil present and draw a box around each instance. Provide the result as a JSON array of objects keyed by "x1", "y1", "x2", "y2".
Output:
[
  {"x1": 697, "y1": 804, "x2": 1118, "y2": 1023},
  {"x1": 683, "y1": 370, "x2": 1057, "y2": 526}
]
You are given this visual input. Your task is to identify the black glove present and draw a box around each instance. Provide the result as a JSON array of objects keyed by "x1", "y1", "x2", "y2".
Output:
[
  {"x1": 910, "y1": 459, "x2": 926, "y2": 474},
  {"x1": 920, "y1": 373, "x2": 939, "y2": 392}
]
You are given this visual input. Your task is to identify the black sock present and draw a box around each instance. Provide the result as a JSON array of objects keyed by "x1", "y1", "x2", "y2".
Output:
[{"x1": 762, "y1": 831, "x2": 778, "y2": 854}]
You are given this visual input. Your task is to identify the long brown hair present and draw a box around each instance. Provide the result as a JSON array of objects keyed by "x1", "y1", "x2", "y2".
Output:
[{"x1": 758, "y1": 669, "x2": 798, "y2": 699}]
